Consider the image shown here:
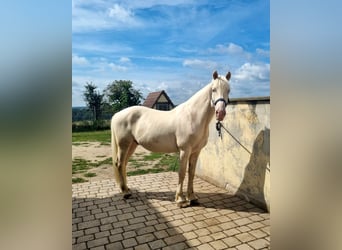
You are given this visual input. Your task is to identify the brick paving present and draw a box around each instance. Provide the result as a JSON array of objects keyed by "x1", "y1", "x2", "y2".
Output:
[{"x1": 72, "y1": 172, "x2": 270, "y2": 249}]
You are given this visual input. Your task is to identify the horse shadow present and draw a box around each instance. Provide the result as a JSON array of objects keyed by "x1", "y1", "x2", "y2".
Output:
[
  {"x1": 236, "y1": 128, "x2": 270, "y2": 212},
  {"x1": 127, "y1": 189, "x2": 266, "y2": 213}
]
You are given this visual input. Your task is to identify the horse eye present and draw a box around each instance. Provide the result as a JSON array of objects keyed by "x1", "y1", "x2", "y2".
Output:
[{"x1": 212, "y1": 88, "x2": 216, "y2": 92}]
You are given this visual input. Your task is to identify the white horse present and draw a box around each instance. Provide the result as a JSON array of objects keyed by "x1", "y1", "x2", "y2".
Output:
[{"x1": 111, "y1": 71, "x2": 231, "y2": 206}]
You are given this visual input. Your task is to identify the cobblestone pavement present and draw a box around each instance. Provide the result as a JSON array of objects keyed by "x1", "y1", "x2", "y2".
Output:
[{"x1": 72, "y1": 172, "x2": 270, "y2": 250}]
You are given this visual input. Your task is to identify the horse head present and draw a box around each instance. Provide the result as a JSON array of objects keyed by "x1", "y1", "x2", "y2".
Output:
[{"x1": 211, "y1": 70, "x2": 231, "y2": 121}]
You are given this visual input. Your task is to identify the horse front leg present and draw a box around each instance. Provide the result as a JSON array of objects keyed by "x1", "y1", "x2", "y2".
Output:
[
  {"x1": 187, "y1": 151, "x2": 200, "y2": 204},
  {"x1": 175, "y1": 150, "x2": 190, "y2": 206}
]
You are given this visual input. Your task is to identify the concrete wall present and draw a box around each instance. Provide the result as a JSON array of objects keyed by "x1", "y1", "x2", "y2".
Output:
[{"x1": 196, "y1": 97, "x2": 270, "y2": 211}]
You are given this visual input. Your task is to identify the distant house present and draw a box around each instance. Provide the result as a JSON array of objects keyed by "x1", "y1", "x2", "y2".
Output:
[{"x1": 142, "y1": 90, "x2": 175, "y2": 111}]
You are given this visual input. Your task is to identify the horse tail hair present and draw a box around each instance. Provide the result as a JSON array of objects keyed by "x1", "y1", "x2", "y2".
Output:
[{"x1": 111, "y1": 120, "x2": 121, "y2": 186}]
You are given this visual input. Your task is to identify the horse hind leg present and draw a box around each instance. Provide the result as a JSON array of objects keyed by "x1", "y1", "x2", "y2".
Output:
[{"x1": 114, "y1": 141, "x2": 137, "y2": 199}]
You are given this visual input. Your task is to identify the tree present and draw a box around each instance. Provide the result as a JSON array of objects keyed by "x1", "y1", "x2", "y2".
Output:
[
  {"x1": 83, "y1": 82, "x2": 104, "y2": 122},
  {"x1": 104, "y1": 80, "x2": 143, "y2": 113}
]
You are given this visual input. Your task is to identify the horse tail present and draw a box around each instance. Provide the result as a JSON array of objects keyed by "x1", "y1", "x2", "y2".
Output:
[{"x1": 111, "y1": 119, "x2": 121, "y2": 186}]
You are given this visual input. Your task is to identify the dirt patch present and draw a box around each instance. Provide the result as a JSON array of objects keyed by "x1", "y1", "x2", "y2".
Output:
[{"x1": 72, "y1": 142, "x2": 178, "y2": 183}]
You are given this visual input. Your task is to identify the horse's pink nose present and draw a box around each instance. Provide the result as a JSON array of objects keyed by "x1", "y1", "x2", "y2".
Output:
[{"x1": 216, "y1": 109, "x2": 226, "y2": 121}]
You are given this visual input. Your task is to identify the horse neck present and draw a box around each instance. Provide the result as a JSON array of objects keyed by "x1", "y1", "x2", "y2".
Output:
[{"x1": 184, "y1": 83, "x2": 214, "y2": 124}]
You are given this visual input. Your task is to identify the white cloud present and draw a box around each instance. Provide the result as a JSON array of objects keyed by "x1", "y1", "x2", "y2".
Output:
[
  {"x1": 208, "y1": 43, "x2": 244, "y2": 54},
  {"x1": 72, "y1": 54, "x2": 89, "y2": 65},
  {"x1": 183, "y1": 59, "x2": 218, "y2": 70},
  {"x1": 256, "y1": 48, "x2": 270, "y2": 57},
  {"x1": 119, "y1": 57, "x2": 131, "y2": 63},
  {"x1": 108, "y1": 63, "x2": 127, "y2": 72},
  {"x1": 234, "y1": 63, "x2": 270, "y2": 81},
  {"x1": 156, "y1": 82, "x2": 169, "y2": 91},
  {"x1": 227, "y1": 43, "x2": 244, "y2": 54},
  {"x1": 73, "y1": 3, "x2": 142, "y2": 32},
  {"x1": 108, "y1": 4, "x2": 134, "y2": 20}
]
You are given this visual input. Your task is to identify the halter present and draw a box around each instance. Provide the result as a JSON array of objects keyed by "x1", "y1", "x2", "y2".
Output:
[{"x1": 212, "y1": 97, "x2": 230, "y2": 107}]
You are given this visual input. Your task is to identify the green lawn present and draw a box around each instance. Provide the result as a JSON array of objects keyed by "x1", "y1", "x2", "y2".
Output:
[{"x1": 72, "y1": 130, "x2": 111, "y2": 144}]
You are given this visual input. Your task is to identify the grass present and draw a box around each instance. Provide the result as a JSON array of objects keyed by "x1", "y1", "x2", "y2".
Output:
[
  {"x1": 84, "y1": 172, "x2": 97, "y2": 178},
  {"x1": 72, "y1": 177, "x2": 87, "y2": 183},
  {"x1": 72, "y1": 130, "x2": 111, "y2": 143},
  {"x1": 143, "y1": 152, "x2": 163, "y2": 161},
  {"x1": 127, "y1": 168, "x2": 165, "y2": 176},
  {"x1": 72, "y1": 157, "x2": 112, "y2": 174},
  {"x1": 72, "y1": 158, "x2": 93, "y2": 174},
  {"x1": 157, "y1": 153, "x2": 179, "y2": 172}
]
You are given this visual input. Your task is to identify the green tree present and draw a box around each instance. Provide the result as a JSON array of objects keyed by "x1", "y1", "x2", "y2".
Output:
[
  {"x1": 83, "y1": 82, "x2": 104, "y2": 121},
  {"x1": 104, "y1": 80, "x2": 143, "y2": 113}
]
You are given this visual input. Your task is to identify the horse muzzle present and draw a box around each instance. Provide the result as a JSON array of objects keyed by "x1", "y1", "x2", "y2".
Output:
[{"x1": 216, "y1": 109, "x2": 226, "y2": 121}]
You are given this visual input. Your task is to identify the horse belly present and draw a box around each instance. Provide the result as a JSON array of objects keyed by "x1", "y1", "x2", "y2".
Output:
[{"x1": 137, "y1": 134, "x2": 178, "y2": 153}]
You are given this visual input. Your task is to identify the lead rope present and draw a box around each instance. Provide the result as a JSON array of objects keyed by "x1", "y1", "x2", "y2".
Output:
[
  {"x1": 215, "y1": 121, "x2": 270, "y2": 172},
  {"x1": 216, "y1": 121, "x2": 252, "y2": 155}
]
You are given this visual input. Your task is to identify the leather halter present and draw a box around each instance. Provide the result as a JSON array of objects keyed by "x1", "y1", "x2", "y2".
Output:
[{"x1": 212, "y1": 97, "x2": 229, "y2": 107}]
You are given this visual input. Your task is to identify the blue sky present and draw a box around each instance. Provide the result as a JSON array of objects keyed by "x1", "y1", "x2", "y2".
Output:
[{"x1": 72, "y1": 0, "x2": 269, "y2": 107}]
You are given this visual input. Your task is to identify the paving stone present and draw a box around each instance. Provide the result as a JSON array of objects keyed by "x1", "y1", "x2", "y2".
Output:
[
  {"x1": 87, "y1": 237, "x2": 109, "y2": 248},
  {"x1": 183, "y1": 231, "x2": 197, "y2": 240},
  {"x1": 248, "y1": 239, "x2": 269, "y2": 249},
  {"x1": 78, "y1": 220, "x2": 100, "y2": 230},
  {"x1": 163, "y1": 242, "x2": 188, "y2": 250},
  {"x1": 209, "y1": 240, "x2": 228, "y2": 250},
  {"x1": 235, "y1": 232, "x2": 256, "y2": 243},
  {"x1": 179, "y1": 223, "x2": 197, "y2": 233},
  {"x1": 77, "y1": 234, "x2": 94, "y2": 244},
  {"x1": 128, "y1": 216, "x2": 146, "y2": 225},
  {"x1": 122, "y1": 238, "x2": 138, "y2": 248},
  {"x1": 123, "y1": 230, "x2": 136, "y2": 239},
  {"x1": 105, "y1": 242, "x2": 123, "y2": 250},
  {"x1": 249, "y1": 229, "x2": 267, "y2": 238},
  {"x1": 235, "y1": 218, "x2": 253, "y2": 226},
  {"x1": 154, "y1": 230, "x2": 169, "y2": 239},
  {"x1": 187, "y1": 238, "x2": 201, "y2": 247},
  {"x1": 90, "y1": 246, "x2": 105, "y2": 250},
  {"x1": 154, "y1": 223, "x2": 168, "y2": 231},
  {"x1": 95, "y1": 231, "x2": 110, "y2": 239},
  {"x1": 149, "y1": 239, "x2": 167, "y2": 249},
  {"x1": 136, "y1": 225, "x2": 155, "y2": 235},
  {"x1": 135, "y1": 244, "x2": 150, "y2": 250},
  {"x1": 197, "y1": 243, "x2": 215, "y2": 250},
  {"x1": 198, "y1": 235, "x2": 214, "y2": 244},
  {"x1": 164, "y1": 234, "x2": 186, "y2": 245},
  {"x1": 72, "y1": 173, "x2": 270, "y2": 250},
  {"x1": 108, "y1": 234, "x2": 123, "y2": 243},
  {"x1": 195, "y1": 228, "x2": 211, "y2": 237},
  {"x1": 73, "y1": 242, "x2": 87, "y2": 250},
  {"x1": 236, "y1": 243, "x2": 254, "y2": 250},
  {"x1": 222, "y1": 236, "x2": 242, "y2": 247},
  {"x1": 136, "y1": 233, "x2": 156, "y2": 244},
  {"x1": 211, "y1": 232, "x2": 226, "y2": 240}
]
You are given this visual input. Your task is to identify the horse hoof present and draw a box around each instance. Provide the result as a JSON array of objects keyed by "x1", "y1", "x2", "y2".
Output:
[
  {"x1": 123, "y1": 193, "x2": 132, "y2": 199},
  {"x1": 177, "y1": 200, "x2": 190, "y2": 208},
  {"x1": 189, "y1": 199, "x2": 200, "y2": 206}
]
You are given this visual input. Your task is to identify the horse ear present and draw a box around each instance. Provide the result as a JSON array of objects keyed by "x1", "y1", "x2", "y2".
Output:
[
  {"x1": 213, "y1": 71, "x2": 218, "y2": 80},
  {"x1": 226, "y1": 72, "x2": 231, "y2": 81}
]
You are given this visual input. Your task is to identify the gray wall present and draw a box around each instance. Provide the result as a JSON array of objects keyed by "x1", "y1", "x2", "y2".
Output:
[{"x1": 196, "y1": 97, "x2": 270, "y2": 211}]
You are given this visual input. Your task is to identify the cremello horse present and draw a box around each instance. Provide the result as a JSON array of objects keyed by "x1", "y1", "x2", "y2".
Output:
[{"x1": 111, "y1": 71, "x2": 231, "y2": 206}]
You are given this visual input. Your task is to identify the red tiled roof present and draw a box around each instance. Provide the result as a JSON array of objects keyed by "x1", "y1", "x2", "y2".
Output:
[{"x1": 142, "y1": 90, "x2": 174, "y2": 108}]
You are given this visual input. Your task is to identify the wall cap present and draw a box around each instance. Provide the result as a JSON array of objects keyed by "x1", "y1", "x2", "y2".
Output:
[{"x1": 229, "y1": 96, "x2": 270, "y2": 104}]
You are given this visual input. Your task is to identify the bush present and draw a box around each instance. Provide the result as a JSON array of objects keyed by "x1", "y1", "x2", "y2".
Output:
[{"x1": 72, "y1": 120, "x2": 110, "y2": 132}]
